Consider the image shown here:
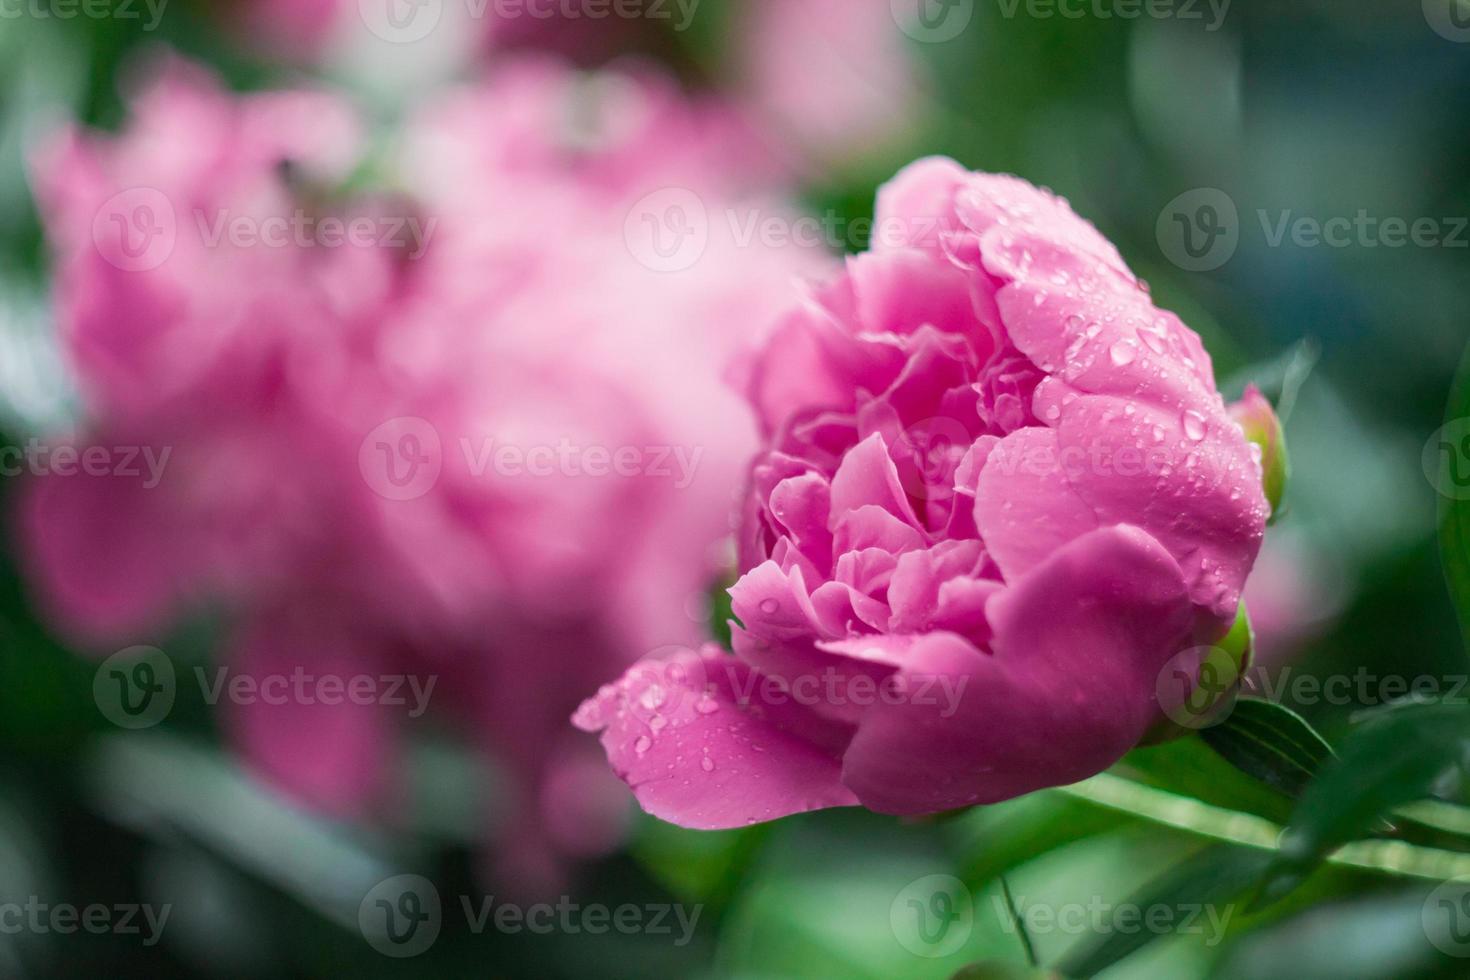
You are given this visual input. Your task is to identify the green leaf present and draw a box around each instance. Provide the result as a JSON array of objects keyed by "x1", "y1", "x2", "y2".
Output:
[
  {"x1": 950, "y1": 962, "x2": 1059, "y2": 979},
  {"x1": 1215, "y1": 888, "x2": 1468, "y2": 980},
  {"x1": 1260, "y1": 701, "x2": 1470, "y2": 906},
  {"x1": 1200, "y1": 697, "x2": 1335, "y2": 798},
  {"x1": 951, "y1": 793, "x2": 1132, "y2": 888},
  {"x1": 1055, "y1": 845, "x2": 1271, "y2": 979},
  {"x1": 707, "y1": 570, "x2": 737, "y2": 651},
  {"x1": 1437, "y1": 338, "x2": 1470, "y2": 654},
  {"x1": 1113, "y1": 734, "x2": 1297, "y2": 824}
]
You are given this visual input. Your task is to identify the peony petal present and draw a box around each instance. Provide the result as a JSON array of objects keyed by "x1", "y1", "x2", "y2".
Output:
[
  {"x1": 974, "y1": 426, "x2": 1099, "y2": 583},
  {"x1": 828, "y1": 432, "x2": 923, "y2": 530},
  {"x1": 1056, "y1": 393, "x2": 1267, "y2": 622},
  {"x1": 840, "y1": 525, "x2": 1193, "y2": 813},
  {"x1": 225, "y1": 609, "x2": 391, "y2": 815},
  {"x1": 573, "y1": 646, "x2": 858, "y2": 829},
  {"x1": 17, "y1": 460, "x2": 187, "y2": 643}
]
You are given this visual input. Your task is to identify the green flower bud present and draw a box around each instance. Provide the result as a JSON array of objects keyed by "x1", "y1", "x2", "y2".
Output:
[{"x1": 1230, "y1": 384, "x2": 1289, "y2": 523}]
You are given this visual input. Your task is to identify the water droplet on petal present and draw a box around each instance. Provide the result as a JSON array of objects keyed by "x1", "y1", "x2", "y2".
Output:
[
  {"x1": 758, "y1": 598, "x2": 780, "y2": 615},
  {"x1": 634, "y1": 736, "x2": 651, "y2": 756},
  {"x1": 701, "y1": 756, "x2": 715, "y2": 773},
  {"x1": 1182, "y1": 410, "x2": 1207, "y2": 441},
  {"x1": 1109, "y1": 340, "x2": 1137, "y2": 366}
]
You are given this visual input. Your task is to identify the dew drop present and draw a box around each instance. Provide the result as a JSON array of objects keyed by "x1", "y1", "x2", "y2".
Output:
[
  {"x1": 701, "y1": 756, "x2": 715, "y2": 773},
  {"x1": 634, "y1": 736, "x2": 651, "y2": 756},
  {"x1": 758, "y1": 598, "x2": 780, "y2": 615},
  {"x1": 1109, "y1": 340, "x2": 1137, "y2": 366},
  {"x1": 1182, "y1": 410, "x2": 1207, "y2": 441}
]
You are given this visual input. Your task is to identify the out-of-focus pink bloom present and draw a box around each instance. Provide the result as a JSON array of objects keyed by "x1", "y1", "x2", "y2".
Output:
[
  {"x1": 576, "y1": 157, "x2": 1270, "y2": 828},
  {"x1": 1241, "y1": 533, "x2": 1338, "y2": 667},
  {"x1": 733, "y1": 0, "x2": 923, "y2": 169},
  {"x1": 228, "y1": 0, "x2": 923, "y2": 171},
  {"x1": 21, "y1": 54, "x2": 828, "y2": 888}
]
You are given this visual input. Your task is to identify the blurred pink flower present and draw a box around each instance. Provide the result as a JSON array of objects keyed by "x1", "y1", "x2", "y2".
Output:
[
  {"x1": 576, "y1": 157, "x2": 1270, "y2": 828},
  {"x1": 226, "y1": 0, "x2": 924, "y2": 170},
  {"x1": 21, "y1": 54, "x2": 828, "y2": 887},
  {"x1": 1241, "y1": 533, "x2": 1338, "y2": 667},
  {"x1": 733, "y1": 0, "x2": 923, "y2": 169}
]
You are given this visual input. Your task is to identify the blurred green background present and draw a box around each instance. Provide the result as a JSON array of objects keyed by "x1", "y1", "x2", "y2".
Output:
[{"x1": 1, "y1": 2, "x2": 1469, "y2": 977}]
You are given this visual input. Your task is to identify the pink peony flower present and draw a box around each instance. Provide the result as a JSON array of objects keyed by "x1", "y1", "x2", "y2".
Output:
[
  {"x1": 575, "y1": 157, "x2": 1272, "y2": 828},
  {"x1": 20, "y1": 54, "x2": 827, "y2": 886}
]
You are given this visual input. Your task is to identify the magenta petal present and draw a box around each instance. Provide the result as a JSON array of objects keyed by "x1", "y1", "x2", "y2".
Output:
[
  {"x1": 840, "y1": 525, "x2": 1193, "y2": 813},
  {"x1": 18, "y1": 464, "x2": 186, "y2": 642},
  {"x1": 872, "y1": 156, "x2": 969, "y2": 254},
  {"x1": 847, "y1": 250, "x2": 982, "y2": 342},
  {"x1": 1056, "y1": 394, "x2": 1267, "y2": 621},
  {"x1": 572, "y1": 646, "x2": 858, "y2": 829},
  {"x1": 974, "y1": 427, "x2": 1099, "y2": 582},
  {"x1": 829, "y1": 432, "x2": 923, "y2": 530},
  {"x1": 225, "y1": 610, "x2": 391, "y2": 815}
]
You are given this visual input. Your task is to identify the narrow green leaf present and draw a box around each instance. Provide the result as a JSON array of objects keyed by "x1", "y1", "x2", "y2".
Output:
[
  {"x1": 1114, "y1": 734, "x2": 1297, "y2": 824},
  {"x1": 1259, "y1": 701, "x2": 1470, "y2": 906},
  {"x1": 708, "y1": 570, "x2": 738, "y2": 651},
  {"x1": 1437, "y1": 338, "x2": 1470, "y2": 653},
  {"x1": 998, "y1": 874, "x2": 1039, "y2": 968},
  {"x1": 950, "y1": 962, "x2": 1059, "y2": 979},
  {"x1": 1055, "y1": 845, "x2": 1270, "y2": 979},
  {"x1": 1200, "y1": 697, "x2": 1335, "y2": 798}
]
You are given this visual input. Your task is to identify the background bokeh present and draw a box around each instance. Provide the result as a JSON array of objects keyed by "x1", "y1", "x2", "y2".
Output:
[{"x1": 1, "y1": 1, "x2": 1468, "y2": 977}]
